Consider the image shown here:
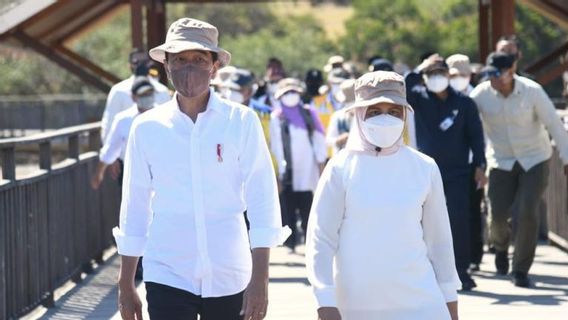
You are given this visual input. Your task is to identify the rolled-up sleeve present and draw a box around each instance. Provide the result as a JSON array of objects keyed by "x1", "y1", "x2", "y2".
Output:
[
  {"x1": 113, "y1": 121, "x2": 153, "y2": 257},
  {"x1": 241, "y1": 111, "x2": 290, "y2": 248},
  {"x1": 306, "y1": 157, "x2": 345, "y2": 308},
  {"x1": 422, "y1": 163, "x2": 461, "y2": 302}
]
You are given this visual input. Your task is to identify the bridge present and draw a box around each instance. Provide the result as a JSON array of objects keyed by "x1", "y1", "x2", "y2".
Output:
[{"x1": 1, "y1": 0, "x2": 568, "y2": 319}]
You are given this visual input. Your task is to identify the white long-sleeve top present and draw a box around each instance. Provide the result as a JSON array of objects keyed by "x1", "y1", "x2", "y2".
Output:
[
  {"x1": 101, "y1": 76, "x2": 171, "y2": 141},
  {"x1": 269, "y1": 108, "x2": 328, "y2": 192},
  {"x1": 113, "y1": 90, "x2": 289, "y2": 298},
  {"x1": 306, "y1": 146, "x2": 461, "y2": 320},
  {"x1": 99, "y1": 106, "x2": 139, "y2": 164},
  {"x1": 325, "y1": 109, "x2": 353, "y2": 156}
]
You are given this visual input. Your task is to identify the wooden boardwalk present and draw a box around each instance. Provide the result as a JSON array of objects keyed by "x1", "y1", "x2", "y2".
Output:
[{"x1": 24, "y1": 244, "x2": 568, "y2": 320}]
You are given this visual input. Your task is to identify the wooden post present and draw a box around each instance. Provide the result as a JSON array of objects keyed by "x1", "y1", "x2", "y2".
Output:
[
  {"x1": 1, "y1": 147, "x2": 15, "y2": 181},
  {"x1": 131, "y1": 0, "x2": 144, "y2": 51},
  {"x1": 491, "y1": 0, "x2": 516, "y2": 48},
  {"x1": 146, "y1": 0, "x2": 168, "y2": 84},
  {"x1": 39, "y1": 142, "x2": 52, "y2": 171},
  {"x1": 88, "y1": 130, "x2": 101, "y2": 152},
  {"x1": 479, "y1": 0, "x2": 491, "y2": 63}
]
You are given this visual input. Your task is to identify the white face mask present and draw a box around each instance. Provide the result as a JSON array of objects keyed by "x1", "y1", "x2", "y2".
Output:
[
  {"x1": 281, "y1": 92, "x2": 301, "y2": 107},
  {"x1": 425, "y1": 75, "x2": 449, "y2": 93},
  {"x1": 361, "y1": 114, "x2": 404, "y2": 148},
  {"x1": 449, "y1": 76, "x2": 471, "y2": 92},
  {"x1": 227, "y1": 90, "x2": 245, "y2": 104}
]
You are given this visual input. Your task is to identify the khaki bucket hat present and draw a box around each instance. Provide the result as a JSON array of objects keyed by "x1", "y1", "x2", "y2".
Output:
[
  {"x1": 274, "y1": 78, "x2": 305, "y2": 99},
  {"x1": 346, "y1": 71, "x2": 413, "y2": 111},
  {"x1": 149, "y1": 18, "x2": 231, "y2": 67},
  {"x1": 446, "y1": 54, "x2": 471, "y2": 76}
]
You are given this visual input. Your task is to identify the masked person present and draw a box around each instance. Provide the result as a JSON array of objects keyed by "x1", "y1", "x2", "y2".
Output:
[
  {"x1": 471, "y1": 52, "x2": 568, "y2": 288},
  {"x1": 446, "y1": 54, "x2": 473, "y2": 95},
  {"x1": 326, "y1": 79, "x2": 356, "y2": 156},
  {"x1": 114, "y1": 18, "x2": 290, "y2": 320},
  {"x1": 407, "y1": 59, "x2": 487, "y2": 291},
  {"x1": 306, "y1": 71, "x2": 460, "y2": 320},
  {"x1": 255, "y1": 58, "x2": 286, "y2": 108},
  {"x1": 91, "y1": 76, "x2": 156, "y2": 190},
  {"x1": 270, "y1": 78, "x2": 327, "y2": 252}
]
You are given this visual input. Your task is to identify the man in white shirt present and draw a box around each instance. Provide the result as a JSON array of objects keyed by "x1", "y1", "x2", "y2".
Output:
[
  {"x1": 114, "y1": 18, "x2": 289, "y2": 320},
  {"x1": 471, "y1": 52, "x2": 568, "y2": 288},
  {"x1": 91, "y1": 77, "x2": 155, "y2": 190},
  {"x1": 100, "y1": 50, "x2": 171, "y2": 183},
  {"x1": 270, "y1": 78, "x2": 328, "y2": 252}
]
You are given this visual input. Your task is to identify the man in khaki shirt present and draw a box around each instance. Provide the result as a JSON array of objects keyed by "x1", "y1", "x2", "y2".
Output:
[{"x1": 470, "y1": 52, "x2": 568, "y2": 288}]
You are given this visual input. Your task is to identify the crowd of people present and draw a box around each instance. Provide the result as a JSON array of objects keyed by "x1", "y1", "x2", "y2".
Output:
[{"x1": 92, "y1": 17, "x2": 568, "y2": 320}]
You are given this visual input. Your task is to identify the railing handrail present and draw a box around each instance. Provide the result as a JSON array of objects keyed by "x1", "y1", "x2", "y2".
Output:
[{"x1": 0, "y1": 122, "x2": 100, "y2": 148}]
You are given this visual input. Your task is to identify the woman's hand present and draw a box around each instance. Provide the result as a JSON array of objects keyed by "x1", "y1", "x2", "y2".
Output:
[{"x1": 318, "y1": 307, "x2": 341, "y2": 320}]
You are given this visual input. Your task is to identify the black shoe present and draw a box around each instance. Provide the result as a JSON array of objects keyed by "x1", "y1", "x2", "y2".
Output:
[
  {"x1": 488, "y1": 245, "x2": 496, "y2": 254},
  {"x1": 511, "y1": 272, "x2": 531, "y2": 288},
  {"x1": 495, "y1": 251, "x2": 509, "y2": 275},
  {"x1": 460, "y1": 276, "x2": 477, "y2": 291}
]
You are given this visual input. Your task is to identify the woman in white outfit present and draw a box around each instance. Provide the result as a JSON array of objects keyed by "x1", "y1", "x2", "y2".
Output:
[{"x1": 306, "y1": 71, "x2": 461, "y2": 320}]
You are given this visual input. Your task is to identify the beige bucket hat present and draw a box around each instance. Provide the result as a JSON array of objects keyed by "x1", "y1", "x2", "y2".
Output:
[
  {"x1": 346, "y1": 71, "x2": 413, "y2": 111},
  {"x1": 274, "y1": 78, "x2": 305, "y2": 99},
  {"x1": 149, "y1": 18, "x2": 231, "y2": 67},
  {"x1": 446, "y1": 54, "x2": 471, "y2": 76}
]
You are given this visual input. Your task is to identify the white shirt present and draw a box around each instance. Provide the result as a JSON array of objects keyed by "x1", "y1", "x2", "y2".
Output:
[
  {"x1": 306, "y1": 147, "x2": 460, "y2": 320},
  {"x1": 101, "y1": 76, "x2": 171, "y2": 141},
  {"x1": 99, "y1": 106, "x2": 139, "y2": 164},
  {"x1": 113, "y1": 90, "x2": 289, "y2": 297},
  {"x1": 269, "y1": 107, "x2": 328, "y2": 192},
  {"x1": 470, "y1": 75, "x2": 568, "y2": 171}
]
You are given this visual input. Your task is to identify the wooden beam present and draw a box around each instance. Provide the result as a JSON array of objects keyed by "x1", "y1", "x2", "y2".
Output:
[
  {"x1": 13, "y1": 31, "x2": 111, "y2": 92},
  {"x1": 491, "y1": 0, "x2": 516, "y2": 48},
  {"x1": 479, "y1": 0, "x2": 491, "y2": 63},
  {"x1": 525, "y1": 41, "x2": 568, "y2": 74},
  {"x1": 130, "y1": 0, "x2": 144, "y2": 50},
  {"x1": 54, "y1": 45, "x2": 121, "y2": 83},
  {"x1": 146, "y1": 0, "x2": 168, "y2": 84},
  {"x1": 536, "y1": 61, "x2": 568, "y2": 85}
]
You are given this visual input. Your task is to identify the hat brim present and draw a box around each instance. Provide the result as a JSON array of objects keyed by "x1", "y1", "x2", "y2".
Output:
[
  {"x1": 149, "y1": 40, "x2": 231, "y2": 67},
  {"x1": 449, "y1": 67, "x2": 471, "y2": 76},
  {"x1": 344, "y1": 95, "x2": 414, "y2": 112},
  {"x1": 274, "y1": 85, "x2": 304, "y2": 100}
]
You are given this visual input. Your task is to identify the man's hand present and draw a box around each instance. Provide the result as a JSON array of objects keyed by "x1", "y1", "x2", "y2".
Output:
[
  {"x1": 318, "y1": 307, "x2": 342, "y2": 320},
  {"x1": 118, "y1": 284, "x2": 143, "y2": 320},
  {"x1": 241, "y1": 248, "x2": 270, "y2": 320},
  {"x1": 109, "y1": 161, "x2": 122, "y2": 180},
  {"x1": 90, "y1": 172, "x2": 104, "y2": 190},
  {"x1": 474, "y1": 167, "x2": 488, "y2": 189},
  {"x1": 447, "y1": 301, "x2": 458, "y2": 320}
]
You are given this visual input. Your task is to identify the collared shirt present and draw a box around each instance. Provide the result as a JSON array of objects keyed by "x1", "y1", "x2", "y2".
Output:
[
  {"x1": 101, "y1": 76, "x2": 171, "y2": 141},
  {"x1": 113, "y1": 89, "x2": 289, "y2": 297},
  {"x1": 269, "y1": 105, "x2": 328, "y2": 192},
  {"x1": 470, "y1": 75, "x2": 568, "y2": 171},
  {"x1": 408, "y1": 87, "x2": 486, "y2": 180},
  {"x1": 99, "y1": 106, "x2": 139, "y2": 164}
]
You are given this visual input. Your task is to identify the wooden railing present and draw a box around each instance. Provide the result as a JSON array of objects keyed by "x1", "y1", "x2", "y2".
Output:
[
  {"x1": 544, "y1": 148, "x2": 568, "y2": 251},
  {"x1": 0, "y1": 122, "x2": 121, "y2": 319}
]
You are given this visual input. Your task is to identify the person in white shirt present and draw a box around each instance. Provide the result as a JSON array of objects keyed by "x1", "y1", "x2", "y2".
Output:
[
  {"x1": 326, "y1": 79, "x2": 355, "y2": 156},
  {"x1": 306, "y1": 71, "x2": 460, "y2": 320},
  {"x1": 270, "y1": 78, "x2": 327, "y2": 252},
  {"x1": 446, "y1": 54, "x2": 474, "y2": 95},
  {"x1": 114, "y1": 18, "x2": 289, "y2": 320},
  {"x1": 90, "y1": 77, "x2": 155, "y2": 190},
  {"x1": 100, "y1": 50, "x2": 172, "y2": 184}
]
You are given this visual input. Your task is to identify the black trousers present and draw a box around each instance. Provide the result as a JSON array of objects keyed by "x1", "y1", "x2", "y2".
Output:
[
  {"x1": 280, "y1": 189, "x2": 313, "y2": 248},
  {"x1": 443, "y1": 176, "x2": 471, "y2": 277},
  {"x1": 469, "y1": 166, "x2": 485, "y2": 265},
  {"x1": 145, "y1": 282, "x2": 244, "y2": 320}
]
